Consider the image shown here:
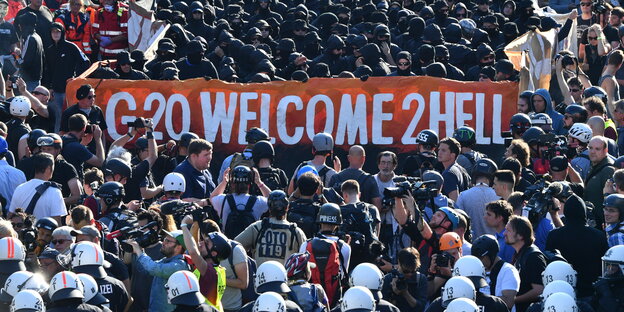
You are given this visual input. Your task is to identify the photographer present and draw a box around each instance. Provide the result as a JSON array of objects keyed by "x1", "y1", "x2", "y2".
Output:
[
  {"x1": 61, "y1": 113, "x2": 105, "y2": 180},
  {"x1": 59, "y1": 84, "x2": 107, "y2": 145},
  {"x1": 96, "y1": 182, "x2": 134, "y2": 232},
  {"x1": 427, "y1": 232, "x2": 462, "y2": 299},
  {"x1": 402, "y1": 129, "x2": 440, "y2": 178},
  {"x1": 381, "y1": 247, "x2": 427, "y2": 312},
  {"x1": 128, "y1": 209, "x2": 164, "y2": 312},
  {"x1": 127, "y1": 229, "x2": 191, "y2": 312}
]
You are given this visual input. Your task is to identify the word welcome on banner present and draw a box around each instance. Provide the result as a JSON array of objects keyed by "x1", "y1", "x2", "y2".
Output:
[{"x1": 66, "y1": 77, "x2": 518, "y2": 153}]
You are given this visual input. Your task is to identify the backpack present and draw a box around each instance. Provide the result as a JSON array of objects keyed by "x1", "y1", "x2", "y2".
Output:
[
  {"x1": 228, "y1": 240, "x2": 258, "y2": 304},
  {"x1": 254, "y1": 218, "x2": 300, "y2": 259},
  {"x1": 258, "y1": 167, "x2": 285, "y2": 191},
  {"x1": 306, "y1": 236, "x2": 344, "y2": 308},
  {"x1": 229, "y1": 152, "x2": 254, "y2": 170},
  {"x1": 222, "y1": 194, "x2": 258, "y2": 239},
  {"x1": 287, "y1": 199, "x2": 321, "y2": 238},
  {"x1": 339, "y1": 202, "x2": 375, "y2": 243},
  {"x1": 288, "y1": 283, "x2": 326, "y2": 312}
]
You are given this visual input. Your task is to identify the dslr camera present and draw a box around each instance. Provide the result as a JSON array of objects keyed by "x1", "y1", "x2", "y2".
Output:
[
  {"x1": 436, "y1": 251, "x2": 454, "y2": 268},
  {"x1": 593, "y1": 0, "x2": 608, "y2": 14},
  {"x1": 126, "y1": 117, "x2": 151, "y2": 128},
  {"x1": 383, "y1": 177, "x2": 438, "y2": 201},
  {"x1": 390, "y1": 268, "x2": 408, "y2": 291},
  {"x1": 19, "y1": 217, "x2": 38, "y2": 253},
  {"x1": 538, "y1": 133, "x2": 568, "y2": 160}
]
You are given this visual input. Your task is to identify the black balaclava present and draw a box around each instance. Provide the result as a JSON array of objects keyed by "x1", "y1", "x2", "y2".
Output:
[{"x1": 186, "y1": 40, "x2": 205, "y2": 64}]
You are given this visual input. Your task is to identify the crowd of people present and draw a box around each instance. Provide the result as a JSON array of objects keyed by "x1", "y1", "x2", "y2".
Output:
[{"x1": 1, "y1": 0, "x2": 624, "y2": 310}]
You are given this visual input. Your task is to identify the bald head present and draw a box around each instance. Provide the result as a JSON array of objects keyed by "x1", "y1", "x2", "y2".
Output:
[
  {"x1": 587, "y1": 116, "x2": 605, "y2": 136},
  {"x1": 348, "y1": 145, "x2": 366, "y2": 169}
]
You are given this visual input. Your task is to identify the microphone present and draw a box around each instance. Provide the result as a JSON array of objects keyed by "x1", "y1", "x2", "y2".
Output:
[{"x1": 547, "y1": 182, "x2": 563, "y2": 197}]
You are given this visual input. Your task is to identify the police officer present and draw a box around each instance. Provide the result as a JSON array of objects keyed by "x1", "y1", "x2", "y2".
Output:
[
  {"x1": 68, "y1": 242, "x2": 129, "y2": 312},
  {"x1": 9, "y1": 290, "x2": 46, "y2": 312},
  {"x1": 0, "y1": 237, "x2": 26, "y2": 288},
  {"x1": 5, "y1": 96, "x2": 31, "y2": 157},
  {"x1": 451, "y1": 256, "x2": 509, "y2": 312},
  {"x1": 341, "y1": 286, "x2": 376, "y2": 312},
  {"x1": 348, "y1": 263, "x2": 400, "y2": 312},
  {"x1": 592, "y1": 245, "x2": 624, "y2": 311},
  {"x1": 402, "y1": 129, "x2": 440, "y2": 177},
  {"x1": 165, "y1": 271, "x2": 218, "y2": 312},
  {"x1": 238, "y1": 261, "x2": 303, "y2": 312},
  {"x1": 77, "y1": 274, "x2": 112, "y2": 311},
  {"x1": 47, "y1": 271, "x2": 103, "y2": 311},
  {"x1": 253, "y1": 292, "x2": 287, "y2": 312},
  {"x1": 0, "y1": 271, "x2": 48, "y2": 309}
]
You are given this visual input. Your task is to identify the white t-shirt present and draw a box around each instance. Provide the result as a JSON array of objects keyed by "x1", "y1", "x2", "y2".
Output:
[
  {"x1": 9, "y1": 179, "x2": 67, "y2": 219},
  {"x1": 212, "y1": 194, "x2": 269, "y2": 230},
  {"x1": 480, "y1": 261, "x2": 520, "y2": 312}
]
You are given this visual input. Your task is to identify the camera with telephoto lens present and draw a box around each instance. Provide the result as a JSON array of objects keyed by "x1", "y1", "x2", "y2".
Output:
[
  {"x1": 436, "y1": 251, "x2": 454, "y2": 268},
  {"x1": 593, "y1": 0, "x2": 608, "y2": 14},
  {"x1": 538, "y1": 133, "x2": 568, "y2": 160},
  {"x1": 19, "y1": 217, "x2": 38, "y2": 253},
  {"x1": 390, "y1": 268, "x2": 408, "y2": 291},
  {"x1": 126, "y1": 117, "x2": 151, "y2": 128},
  {"x1": 160, "y1": 199, "x2": 211, "y2": 225},
  {"x1": 110, "y1": 221, "x2": 160, "y2": 253},
  {"x1": 384, "y1": 177, "x2": 438, "y2": 201},
  {"x1": 522, "y1": 176, "x2": 563, "y2": 224}
]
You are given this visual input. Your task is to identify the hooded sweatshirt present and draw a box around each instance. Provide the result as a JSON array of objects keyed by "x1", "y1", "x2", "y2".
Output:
[
  {"x1": 44, "y1": 22, "x2": 90, "y2": 92},
  {"x1": 531, "y1": 89, "x2": 565, "y2": 135},
  {"x1": 359, "y1": 43, "x2": 391, "y2": 77}
]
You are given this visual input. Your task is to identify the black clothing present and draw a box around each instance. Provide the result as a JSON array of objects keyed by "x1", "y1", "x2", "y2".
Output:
[
  {"x1": 95, "y1": 275, "x2": 129, "y2": 312},
  {"x1": 545, "y1": 195, "x2": 609, "y2": 298},
  {"x1": 43, "y1": 33, "x2": 90, "y2": 92},
  {"x1": 47, "y1": 300, "x2": 103, "y2": 312},
  {"x1": 59, "y1": 103, "x2": 108, "y2": 133},
  {"x1": 592, "y1": 277, "x2": 624, "y2": 312},
  {"x1": 173, "y1": 304, "x2": 219, "y2": 312},
  {"x1": 513, "y1": 244, "x2": 547, "y2": 312},
  {"x1": 175, "y1": 58, "x2": 219, "y2": 80},
  {"x1": 116, "y1": 68, "x2": 150, "y2": 80},
  {"x1": 104, "y1": 251, "x2": 130, "y2": 282},
  {"x1": 124, "y1": 159, "x2": 152, "y2": 202},
  {"x1": 425, "y1": 292, "x2": 508, "y2": 312},
  {"x1": 16, "y1": 6, "x2": 53, "y2": 48},
  {"x1": 0, "y1": 22, "x2": 19, "y2": 56},
  {"x1": 6, "y1": 118, "x2": 31, "y2": 158},
  {"x1": 51, "y1": 157, "x2": 79, "y2": 197},
  {"x1": 20, "y1": 32, "x2": 44, "y2": 83},
  {"x1": 238, "y1": 298, "x2": 303, "y2": 312},
  {"x1": 381, "y1": 272, "x2": 427, "y2": 312}
]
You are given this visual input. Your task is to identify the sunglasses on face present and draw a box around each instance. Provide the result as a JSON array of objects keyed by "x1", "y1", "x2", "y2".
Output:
[
  {"x1": 589, "y1": 36, "x2": 598, "y2": 40},
  {"x1": 398, "y1": 62, "x2": 410, "y2": 66},
  {"x1": 580, "y1": 2, "x2": 592, "y2": 6},
  {"x1": 52, "y1": 239, "x2": 70, "y2": 245},
  {"x1": 87, "y1": 95, "x2": 96, "y2": 100}
]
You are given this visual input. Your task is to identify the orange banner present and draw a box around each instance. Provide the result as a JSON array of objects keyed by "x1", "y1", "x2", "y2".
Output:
[{"x1": 65, "y1": 76, "x2": 518, "y2": 154}]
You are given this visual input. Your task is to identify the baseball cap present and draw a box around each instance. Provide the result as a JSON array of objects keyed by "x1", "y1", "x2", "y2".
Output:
[
  {"x1": 70, "y1": 226, "x2": 101, "y2": 239},
  {"x1": 163, "y1": 230, "x2": 186, "y2": 248},
  {"x1": 38, "y1": 247, "x2": 61, "y2": 260},
  {"x1": 296, "y1": 165, "x2": 319, "y2": 179},
  {"x1": 549, "y1": 156, "x2": 568, "y2": 172}
]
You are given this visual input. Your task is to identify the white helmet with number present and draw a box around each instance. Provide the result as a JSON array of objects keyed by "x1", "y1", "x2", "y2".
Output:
[
  {"x1": 542, "y1": 261, "x2": 577, "y2": 287},
  {"x1": 77, "y1": 274, "x2": 109, "y2": 306},
  {"x1": 543, "y1": 292, "x2": 578, "y2": 312},
  {"x1": 10, "y1": 96, "x2": 31, "y2": 117},
  {"x1": 543, "y1": 280, "x2": 576, "y2": 300},
  {"x1": 0, "y1": 271, "x2": 48, "y2": 302},
  {"x1": 10, "y1": 290, "x2": 45, "y2": 312},
  {"x1": 70, "y1": 242, "x2": 108, "y2": 279},
  {"x1": 568, "y1": 123, "x2": 593, "y2": 144},
  {"x1": 0, "y1": 237, "x2": 26, "y2": 262},
  {"x1": 444, "y1": 297, "x2": 479, "y2": 312},
  {"x1": 253, "y1": 292, "x2": 286, "y2": 312},
  {"x1": 255, "y1": 261, "x2": 290, "y2": 293},
  {"x1": 163, "y1": 172, "x2": 186, "y2": 193},
  {"x1": 602, "y1": 245, "x2": 624, "y2": 279},
  {"x1": 452, "y1": 256, "x2": 488, "y2": 288},
  {"x1": 48, "y1": 271, "x2": 84, "y2": 302},
  {"x1": 350, "y1": 263, "x2": 383, "y2": 296},
  {"x1": 341, "y1": 286, "x2": 376, "y2": 312},
  {"x1": 165, "y1": 270, "x2": 204, "y2": 305},
  {"x1": 442, "y1": 276, "x2": 476, "y2": 307}
]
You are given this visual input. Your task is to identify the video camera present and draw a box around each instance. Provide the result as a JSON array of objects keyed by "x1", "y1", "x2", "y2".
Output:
[
  {"x1": 19, "y1": 217, "x2": 38, "y2": 253},
  {"x1": 538, "y1": 133, "x2": 568, "y2": 160},
  {"x1": 106, "y1": 221, "x2": 159, "y2": 253},
  {"x1": 593, "y1": 0, "x2": 608, "y2": 14},
  {"x1": 383, "y1": 176, "x2": 438, "y2": 201},
  {"x1": 522, "y1": 176, "x2": 564, "y2": 223},
  {"x1": 160, "y1": 199, "x2": 212, "y2": 225}
]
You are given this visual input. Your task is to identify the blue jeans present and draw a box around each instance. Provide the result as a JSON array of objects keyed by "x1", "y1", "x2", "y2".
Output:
[{"x1": 50, "y1": 92, "x2": 65, "y2": 133}]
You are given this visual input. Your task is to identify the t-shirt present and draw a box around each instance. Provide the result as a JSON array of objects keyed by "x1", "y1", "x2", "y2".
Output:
[
  {"x1": 51, "y1": 158, "x2": 79, "y2": 197},
  {"x1": 441, "y1": 163, "x2": 470, "y2": 196},
  {"x1": 174, "y1": 159, "x2": 215, "y2": 199},
  {"x1": 328, "y1": 168, "x2": 381, "y2": 204},
  {"x1": 212, "y1": 193, "x2": 268, "y2": 229},
  {"x1": 8, "y1": 178, "x2": 67, "y2": 219},
  {"x1": 514, "y1": 245, "x2": 547, "y2": 312},
  {"x1": 455, "y1": 184, "x2": 499, "y2": 237},
  {"x1": 124, "y1": 158, "x2": 151, "y2": 201},
  {"x1": 62, "y1": 134, "x2": 94, "y2": 180},
  {"x1": 481, "y1": 261, "x2": 520, "y2": 312},
  {"x1": 235, "y1": 218, "x2": 306, "y2": 266},
  {"x1": 220, "y1": 243, "x2": 246, "y2": 310}
]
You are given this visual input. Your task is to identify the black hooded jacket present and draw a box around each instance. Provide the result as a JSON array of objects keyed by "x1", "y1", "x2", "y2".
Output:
[
  {"x1": 185, "y1": 4, "x2": 214, "y2": 39},
  {"x1": 312, "y1": 34, "x2": 347, "y2": 76},
  {"x1": 44, "y1": 23, "x2": 90, "y2": 92},
  {"x1": 15, "y1": 12, "x2": 44, "y2": 83},
  {"x1": 359, "y1": 43, "x2": 391, "y2": 76},
  {"x1": 545, "y1": 194, "x2": 610, "y2": 298}
]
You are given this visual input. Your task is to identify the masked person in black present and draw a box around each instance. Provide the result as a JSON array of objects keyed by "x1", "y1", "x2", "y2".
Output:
[
  {"x1": 435, "y1": 45, "x2": 465, "y2": 80},
  {"x1": 303, "y1": 31, "x2": 322, "y2": 60},
  {"x1": 176, "y1": 40, "x2": 219, "y2": 80},
  {"x1": 114, "y1": 51, "x2": 149, "y2": 80},
  {"x1": 466, "y1": 43, "x2": 495, "y2": 81},
  {"x1": 146, "y1": 40, "x2": 178, "y2": 79},
  {"x1": 312, "y1": 34, "x2": 347, "y2": 76},
  {"x1": 357, "y1": 43, "x2": 391, "y2": 76},
  {"x1": 185, "y1": 2, "x2": 213, "y2": 39},
  {"x1": 373, "y1": 24, "x2": 401, "y2": 65},
  {"x1": 482, "y1": 15, "x2": 505, "y2": 49},
  {"x1": 427, "y1": 0, "x2": 454, "y2": 29},
  {"x1": 401, "y1": 17, "x2": 425, "y2": 54},
  {"x1": 389, "y1": 51, "x2": 415, "y2": 76}
]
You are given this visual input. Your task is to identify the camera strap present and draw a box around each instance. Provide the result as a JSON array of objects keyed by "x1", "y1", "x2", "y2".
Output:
[
  {"x1": 489, "y1": 260, "x2": 504, "y2": 296},
  {"x1": 25, "y1": 182, "x2": 60, "y2": 215},
  {"x1": 585, "y1": 163, "x2": 613, "y2": 183}
]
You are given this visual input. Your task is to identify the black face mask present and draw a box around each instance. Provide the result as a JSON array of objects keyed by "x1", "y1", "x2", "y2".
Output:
[
  {"x1": 339, "y1": 16, "x2": 349, "y2": 24},
  {"x1": 188, "y1": 52, "x2": 203, "y2": 64},
  {"x1": 486, "y1": 28, "x2": 498, "y2": 37}
]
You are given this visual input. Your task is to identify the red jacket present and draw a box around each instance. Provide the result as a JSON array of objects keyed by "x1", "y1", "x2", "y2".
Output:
[
  {"x1": 55, "y1": 10, "x2": 92, "y2": 54},
  {"x1": 92, "y1": 3, "x2": 128, "y2": 57}
]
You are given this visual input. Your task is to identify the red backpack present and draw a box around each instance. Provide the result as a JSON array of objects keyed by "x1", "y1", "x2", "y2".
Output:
[{"x1": 306, "y1": 237, "x2": 344, "y2": 308}]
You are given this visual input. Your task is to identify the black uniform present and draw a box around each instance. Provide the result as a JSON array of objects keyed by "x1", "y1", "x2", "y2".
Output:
[
  {"x1": 6, "y1": 118, "x2": 31, "y2": 157},
  {"x1": 173, "y1": 304, "x2": 219, "y2": 312},
  {"x1": 47, "y1": 299, "x2": 104, "y2": 312},
  {"x1": 592, "y1": 277, "x2": 624, "y2": 312},
  {"x1": 95, "y1": 275, "x2": 129, "y2": 312},
  {"x1": 424, "y1": 292, "x2": 508, "y2": 312},
  {"x1": 238, "y1": 298, "x2": 303, "y2": 312},
  {"x1": 43, "y1": 26, "x2": 90, "y2": 93}
]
